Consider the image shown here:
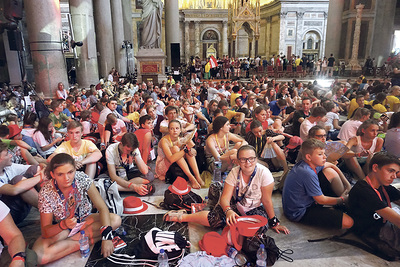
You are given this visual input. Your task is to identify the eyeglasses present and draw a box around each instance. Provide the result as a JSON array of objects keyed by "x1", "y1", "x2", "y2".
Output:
[
  {"x1": 314, "y1": 134, "x2": 327, "y2": 138},
  {"x1": 238, "y1": 157, "x2": 257, "y2": 163}
]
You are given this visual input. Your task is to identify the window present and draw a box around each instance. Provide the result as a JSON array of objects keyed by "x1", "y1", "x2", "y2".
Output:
[
  {"x1": 315, "y1": 41, "x2": 319, "y2": 50},
  {"x1": 288, "y1": 29, "x2": 293, "y2": 37},
  {"x1": 307, "y1": 39, "x2": 313, "y2": 49}
]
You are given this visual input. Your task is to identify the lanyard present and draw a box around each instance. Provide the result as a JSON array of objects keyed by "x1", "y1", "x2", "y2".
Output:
[
  {"x1": 255, "y1": 135, "x2": 263, "y2": 155},
  {"x1": 118, "y1": 147, "x2": 132, "y2": 171},
  {"x1": 215, "y1": 134, "x2": 227, "y2": 156},
  {"x1": 236, "y1": 166, "x2": 257, "y2": 203},
  {"x1": 53, "y1": 179, "x2": 81, "y2": 222},
  {"x1": 365, "y1": 176, "x2": 391, "y2": 208}
]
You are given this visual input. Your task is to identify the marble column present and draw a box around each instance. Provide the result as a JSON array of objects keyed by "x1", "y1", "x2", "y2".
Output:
[
  {"x1": 349, "y1": 4, "x2": 364, "y2": 70},
  {"x1": 266, "y1": 17, "x2": 271, "y2": 57},
  {"x1": 194, "y1": 21, "x2": 200, "y2": 57},
  {"x1": 279, "y1": 12, "x2": 287, "y2": 56},
  {"x1": 121, "y1": 0, "x2": 134, "y2": 73},
  {"x1": 111, "y1": 0, "x2": 126, "y2": 76},
  {"x1": 93, "y1": 0, "x2": 115, "y2": 78},
  {"x1": 184, "y1": 21, "x2": 190, "y2": 63},
  {"x1": 69, "y1": 0, "x2": 99, "y2": 87},
  {"x1": 232, "y1": 38, "x2": 236, "y2": 59},
  {"x1": 295, "y1": 12, "x2": 304, "y2": 56},
  {"x1": 320, "y1": 12, "x2": 328, "y2": 60},
  {"x1": 222, "y1": 21, "x2": 228, "y2": 56},
  {"x1": 165, "y1": 0, "x2": 180, "y2": 67},
  {"x1": 325, "y1": 0, "x2": 344, "y2": 58},
  {"x1": 24, "y1": 0, "x2": 68, "y2": 98}
]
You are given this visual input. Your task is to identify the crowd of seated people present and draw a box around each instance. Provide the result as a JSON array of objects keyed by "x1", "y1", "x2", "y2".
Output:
[{"x1": 1, "y1": 72, "x2": 400, "y2": 265}]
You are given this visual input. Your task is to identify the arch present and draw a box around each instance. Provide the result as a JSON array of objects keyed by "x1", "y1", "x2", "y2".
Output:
[
  {"x1": 302, "y1": 29, "x2": 322, "y2": 41},
  {"x1": 200, "y1": 27, "x2": 221, "y2": 42}
]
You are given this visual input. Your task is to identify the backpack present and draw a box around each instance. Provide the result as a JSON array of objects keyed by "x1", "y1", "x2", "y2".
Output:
[
  {"x1": 160, "y1": 188, "x2": 204, "y2": 213},
  {"x1": 94, "y1": 177, "x2": 123, "y2": 215},
  {"x1": 108, "y1": 228, "x2": 190, "y2": 266}
]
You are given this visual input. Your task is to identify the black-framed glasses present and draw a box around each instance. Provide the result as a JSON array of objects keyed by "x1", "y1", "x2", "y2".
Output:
[
  {"x1": 238, "y1": 157, "x2": 257, "y2": 163},
  {"x1": 315, "y1": 134, "x2": 327, "y2": 138}
]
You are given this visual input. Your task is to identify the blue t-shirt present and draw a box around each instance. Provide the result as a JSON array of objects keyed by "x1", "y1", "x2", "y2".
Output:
[
  {"x1": 282, "y1": 160, "x2": 324, "y2": 221},
  {"x1": 268, "y1": 101, "x2": 285, "y2": 116}
]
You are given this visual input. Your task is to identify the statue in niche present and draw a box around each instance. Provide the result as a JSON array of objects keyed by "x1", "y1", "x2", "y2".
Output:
[{"x1": 140, "y1": 0, "x2": 163, "y2": 49}]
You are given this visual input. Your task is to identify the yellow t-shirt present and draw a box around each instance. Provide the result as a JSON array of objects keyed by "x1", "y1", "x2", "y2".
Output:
[
  {"x1": 372, "y1": 103, "x2": 387, "y2": 113},
  {"x1": 230, "y1": 92, "x2": 242, "y2": 107},
  {"x1": 54, "y1": 140, "x2": 98, "y2": 162},
  {"x1": 225, "y1": 110, "x2": 238, "y2": 121},
  {"x1": 347, "y1": 99, "x2": 369, "y2": 119},
  {"x1": 384, "y1": 95, "x2": 400, "y2": 112}
]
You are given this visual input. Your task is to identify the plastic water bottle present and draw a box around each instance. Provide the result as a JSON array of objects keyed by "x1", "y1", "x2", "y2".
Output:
[
  {"x1": 115, "y1": 226, "x2": 126, "y2": 236},
  {"x1": 79, "y1": 230, "x2": 90, "y2": 258},
  {"x1": 213, "y1": 160, "x2": 222, "y2": 182},
  {"x1": 256, "y1": 244, "x2": 267, "y2": 267},
  {"x1": 226, "y1": 246, "x2": 247, "y2": 266},
  {"x1": 158, "y1": 249, "x2": 169, "y2": 267}
]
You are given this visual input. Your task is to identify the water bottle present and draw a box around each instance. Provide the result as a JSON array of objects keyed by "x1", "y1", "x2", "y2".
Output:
[
  {"x1": 226, "y1": 246, "x2": 247, "y2": 266},
  {"x1": 256, "y1": 244, "x2": 267, "y2": 267},
  {"x1": 79, "y1": 230, "x2": 90, "y2": 258},
  {"x1": 213, "y1": 160, "x2": 222, "y2": 182},
  {"x1": 158, "y1": 249, "x2": 169, "y2": 267},
  {"x1": 115, "y1": 226, "x2": 126, "y2": 236}
]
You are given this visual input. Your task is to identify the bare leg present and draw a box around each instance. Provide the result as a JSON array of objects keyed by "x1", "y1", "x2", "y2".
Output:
[
  {"x1": 344, "y1": 157, "x2": 365, "y2": 180},
  {"x1": 166, "y1": 210, "x2": 211, "y2": 227},
  {"x1": 170, "y1": 146, "x2": 200, "y2": 189},
  {"x1": 33, "y1": 213, "x2": 121, "y2": 265},
  {"x1": 185, "y1": 151, "x2": 204, "y2": 187},
  {"x1": 85, "y1": 163, "x2": 97, "y2": 179},
  {"x1": 322, "y1": 167, "x2": 345, "y2": 197},
  {"x1": 20, "y1": 188, "x2": 38, "y2": 208},
  {"x1": 342, "y1": 214, "x2": 354, "y2": 229},
  {"x1": 21, "y1": 148, "x2": 39, "y2": 165}
]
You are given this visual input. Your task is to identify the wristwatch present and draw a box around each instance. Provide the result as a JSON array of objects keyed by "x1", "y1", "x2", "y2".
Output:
[{"x1": 184, "y1": 145, "x2": 190, "y2": 154}]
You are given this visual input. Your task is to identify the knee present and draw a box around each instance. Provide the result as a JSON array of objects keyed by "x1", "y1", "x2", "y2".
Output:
[
  {"x1": 171, "y1": 145, "x2": 180, "y2": 153},
  {"x1": 144, "y1": 170, "x2": 155, "y2": 182},
  {"x1": 323, "y1": 167, "x2": 339, "y2": 182},
  {"x1": 110, "y1": 213, "x2": 122, "y2": 230},
  {"x1": 342, "y1": 214, "x2": 354, "y2": 229}
]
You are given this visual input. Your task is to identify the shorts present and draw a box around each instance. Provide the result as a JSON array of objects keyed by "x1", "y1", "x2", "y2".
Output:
[{"x1": 299, "y1": 203, "x2": 344, "y2": 229}]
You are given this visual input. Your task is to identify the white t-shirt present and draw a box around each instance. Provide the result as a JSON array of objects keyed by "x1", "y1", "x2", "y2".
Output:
[
  {"x1": 338, "y1": 120, "x2": 363, "y2": 141},
  {"x1": 106, "y1": 142, "x2": 141, "y2": 170},
  {"x1": 207, "y1": 87, "x2": 220, "y2": 102},
  {"x1": 81, "y1": 121, "x2": 91, "y2": 135},
  {"x1": 0, "y1": 164, "x2": 31, "y2": 196},
  {"x1": 300, "y1": 118, "x2": 317, "y2": 141},
  {"x1": 32, "y1": 131, "x2": 56, "y2": 156},
  {"x1": 225, "y1": 163, "x2": 273, "y2": 214},
  {"x1": 98, "y1": 107, "x2": 124, "y2": 126},
  {"x1": 325, "y1": 112, "x2": 339, "y2": 132},
  {"x1": 0, "y1": 200, "x2": 10, "y2": 222}
]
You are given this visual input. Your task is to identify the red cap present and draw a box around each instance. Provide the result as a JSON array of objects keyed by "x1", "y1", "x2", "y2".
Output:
[{"x1": 199, "y1": 231, "x2": 228, "y2": 257}]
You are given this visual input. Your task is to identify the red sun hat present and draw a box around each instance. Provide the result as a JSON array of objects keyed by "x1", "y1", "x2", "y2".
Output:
[
  {"x1": 168, "y1": 176, "x2": 191, "y2": 195},
  {"x1": 8, "y1": 124, "x2": 22, "y2": 139},
  {"x1": 123, "y1": 196, "x2": 148, "y2": 214},
  {"x1": 286, "y1": 136, "x2": 303, "y2": 149},
  {"x1": 199, "y1": 231, "x2": 228, "y2": 257},
  {"x1": 222, "y1": 215, "x2": 269, "y2": 251}
]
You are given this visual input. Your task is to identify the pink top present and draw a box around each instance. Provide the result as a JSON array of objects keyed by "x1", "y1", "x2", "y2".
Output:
[{"x1": 134, "y1": 128, "x2": 152, "y2": 162}]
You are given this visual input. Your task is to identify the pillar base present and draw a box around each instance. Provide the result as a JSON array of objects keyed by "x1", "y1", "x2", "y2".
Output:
[{"x1": 135, "y1": 48, "x2": 167, "y2": 85}]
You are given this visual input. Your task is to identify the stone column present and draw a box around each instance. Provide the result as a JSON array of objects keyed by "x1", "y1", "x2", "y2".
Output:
[
  {"x1": 232, "y1": 37, "x2": 236, "y2": 59},
  {"x1": 93, "y1": 0, "x2": 115, "y2": 78},
  {"x1": 349, "y1": 4, "x2": 364, "y2": 70},
  {"x1": 184, "y1": 21, "x2": 190, "y2": 63},
  {"x1": 121, "y1": 0, "x2": 135, "y2": 73},
  {"x1": 194, "y1": 21, "x2": 200, "y2": 57},
  {"x1": 222, "y1": 21, "x2": 228, "y2": 56},
  {"x1": 325, "y1": 0, "x2": 344, "y2": 59},
  {"x1": 165, "y1": 0, "x2": 180, "y2": 66},
  {"x1": 24, "y1": 0, "x2": 68, "y2": 98},
  {"x1": 69, "y1": 0, "x2": 99, "y2": 87},
  {"x1": 320, "y1": 12, "x2": 328, "y2": 60},
  {"x1": 111, "y1": 0, "x2": 126, "y2": 76},
  {"x1": 295, "y1": 12, "x2": 304, "y2": 56},
  {"x1": 279, "y1": 12, "x2": 287, "y2": 56},
  {"x1": 266, "y1": 17, "x2": 271, "y2": 57}
]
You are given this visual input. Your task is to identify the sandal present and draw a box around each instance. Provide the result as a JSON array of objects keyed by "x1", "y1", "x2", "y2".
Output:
[{"x1": 163, "y1": 209, "x2": 187, "y2": 223}]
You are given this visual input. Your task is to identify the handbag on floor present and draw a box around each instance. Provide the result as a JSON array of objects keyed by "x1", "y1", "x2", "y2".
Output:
[{"x1": 94, "y1": 176, "x2": 123, "y2": 216}]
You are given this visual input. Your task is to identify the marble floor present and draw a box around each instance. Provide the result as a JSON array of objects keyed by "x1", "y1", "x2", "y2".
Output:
[{"x1": 1, "y1": 173, "x2": 398, "y2": 267}]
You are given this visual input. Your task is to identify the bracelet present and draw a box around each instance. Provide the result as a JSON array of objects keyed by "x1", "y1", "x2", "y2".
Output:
[
  {"x1": 184, "y1": 145, "x2": 190, "y2": 154},
  {"x1": 59, "y1": 220, "x2": 67, "y2": 230},
  {"x1": 268, "y1": 216, "x2": 280, "y2": 228},
  {"x1": 100, "y1": 226, "x2": 114, "y2": 240},
  {"x1": 128, "y1": 182, "x2": 133, "y2": 189},
  {"x1": 12, "y1": 252, "x2": 26, "y2": 262},
  {"x1": 340, "y1": 196, "x2": 345, "y2": 204},
  {"x1": 224, "y1": 207, "x2": 232, "y2": 214}
]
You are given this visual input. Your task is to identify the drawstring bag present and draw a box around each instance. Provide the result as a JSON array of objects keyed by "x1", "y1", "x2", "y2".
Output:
[{"x1": 261, "y1": 143, "x2": 277, "y2": 159}]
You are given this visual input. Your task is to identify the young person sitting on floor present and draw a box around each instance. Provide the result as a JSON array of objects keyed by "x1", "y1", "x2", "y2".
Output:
[
  {"x1": 164, "y1": 145, "x2": 290, "y2": 235},
  {"x1": 282, "y1": 138, "x2": 354, "y2": 229},
  {"x1": 32, "y1": 153, "x2": 121, "y2": 265},
  {"x1": 106, "y1": 132, "x2": 153, "y2": 195},
  {"x1": 348, "y1": 152, "x2": 400, "y2": 256}
]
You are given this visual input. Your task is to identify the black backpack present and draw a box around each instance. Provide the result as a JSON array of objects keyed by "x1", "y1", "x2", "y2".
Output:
[{"x1": 160, "y1": 188, "x2": 204, "y2": 213}]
